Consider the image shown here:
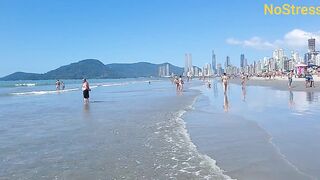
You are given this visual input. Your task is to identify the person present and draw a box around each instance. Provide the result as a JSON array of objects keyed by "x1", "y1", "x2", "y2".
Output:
[
  {"x1": 305, "y1": 72, "x2": 311, "y2": 88},
  {"x1": 207, "y1": 79, "x2": 212, "y2": 88},
  {"x1": 221, "y1": 73, "x2": 228, "y2": 94},
  {"x1": 310, "y1": 73, "x2": 315, "y2": 87},
  {"x1": 55, "y1": 80, "x2": 61, "y2": 90},
  {"x1": 178, "y1": 75, "x2": 184, "y2": 91},
  {"x1": 82, "y1": 79, "x2": 90, "y2": 104},
  {"x1": 288, "y1": 70, "x2": 293, "y2": 89},
  {"x1": 61, "y1": 81, "x2": 65, "y2": 90},
  {"x1": 174, "y1": 76, "x2": 180, "y2": 91}
]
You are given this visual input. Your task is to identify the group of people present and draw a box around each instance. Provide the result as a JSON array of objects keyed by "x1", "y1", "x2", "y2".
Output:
[
  {"x1": 55, "y1": 79, "x2": 90, "y2": 104},
  {"x1": 305, "y1": 72, "x2": 315, "y2": 88},
  {"x1": 173, "y1": 75, "x2": 184, "y2": 92},
  {"x1": 55, "y1": 80, "x2": 65, "y2": 90},
  {"x1": 287, "y1": 70, "x2": 315, "y2": 89}
]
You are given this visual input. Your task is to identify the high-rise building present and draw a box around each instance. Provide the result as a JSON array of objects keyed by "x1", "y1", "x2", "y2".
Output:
[
  {"x1": 212, "y1": 50, "x2": 216, "y2": 73},
  {"x1": 225, "y1": 56, "x2": 231, "y2": 69},
  {"x1": 273, "y1": 49, "x2": 284, "y2": 60},
  {"x1": 217, "y1": 63, "x2": 222, "y2": 75},
  {"x1": 291, "y1": 51, "x2": 300, "y2": 63},
  {"x1": 240, "y1": 54, "x2": 245, "y2": 68},
  {"x1": 308, "y1": 38, "x2": 316, "y2": 52},
  {"x1": 184, "y1": 53, "x2": 193, "y2": 76}
]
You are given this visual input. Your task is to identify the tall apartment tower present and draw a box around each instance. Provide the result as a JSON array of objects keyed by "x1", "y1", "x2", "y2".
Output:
[
  {"x1": 240, "y1": 54, "x2": 245, "y2": 68},
  {"x1": 212, "y1": 50, "x2": 216, "y2": 73},
  {"x1": 308, "y1": 38, "x2": 316, "y2": 52},
  {"x1": 184, "y1": 53, "x2": 193, "y2": 76},
  {"x1": 225, "y1": 56, "x2": 231, "y2": 68}
]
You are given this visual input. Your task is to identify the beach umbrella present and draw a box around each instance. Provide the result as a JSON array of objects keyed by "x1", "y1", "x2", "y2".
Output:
[{"x1": 295, "y1": 63, "x2": 307, "y2": 67}]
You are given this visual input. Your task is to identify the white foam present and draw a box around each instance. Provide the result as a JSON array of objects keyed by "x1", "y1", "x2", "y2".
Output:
[
  {"x1": 15, "y1": 83, "x2": 36, "y2": 87},
  {"x1": 168, "y1": 97, "x2": 235, "y2": 180},
  {"x1": 11, "y1": 88, "x2": 79, "y2": 96}
]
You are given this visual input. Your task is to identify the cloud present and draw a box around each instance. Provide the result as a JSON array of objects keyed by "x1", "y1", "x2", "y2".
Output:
[
  {"x1": 226, "y1": 29, "x2": 320, "y2": 50},
  {"x1": 226, "y1": 37, "x2": 276, "y2": 50}
]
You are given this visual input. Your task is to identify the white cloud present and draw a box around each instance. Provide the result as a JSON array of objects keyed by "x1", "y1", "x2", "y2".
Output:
[{"x1": 226, "y1": 29, "x2": 320, "y2": 50}]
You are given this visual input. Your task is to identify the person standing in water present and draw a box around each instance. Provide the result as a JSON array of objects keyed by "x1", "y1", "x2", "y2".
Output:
[
  {"x1": 82, "y1": 79, "x2": 90, "y2": 104},
  {"x1": 178, "y1": 75, "x2": 184, "y2": 91},
  {"x1": 55, "y1": 80, "x2": 61, "y2": 90},
  {"x1": 61, "y1": 81, "x2": 65, "y2": 90},
  {"x1": 221, "y1": 73, "x2": 228, "y2": 94}
]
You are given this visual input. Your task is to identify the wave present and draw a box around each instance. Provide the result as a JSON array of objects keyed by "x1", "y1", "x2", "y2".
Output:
[
  {"x1": 14, "y1": 83, "x2": 36, "y2": 87},
  {"x1": 10, "y1": 88, "x2": 79, "y2": 96},
  {"x1": 175, "y1": 108, "x2": 234, "y2": 179},
  {"x1": 8, "y1": 80, "x2": 160, "y2": 97},
  {"x1": 153, "y1": 96, "x2": 235, "y2": 179}
]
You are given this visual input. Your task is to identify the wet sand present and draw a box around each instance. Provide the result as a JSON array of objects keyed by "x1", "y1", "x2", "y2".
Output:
[
  {"x1": 184, "y1": 80, "x2": 320, "y2": 180},
  {"x1": 229, "y1": 77, "x2": 320, "y2": 92}
]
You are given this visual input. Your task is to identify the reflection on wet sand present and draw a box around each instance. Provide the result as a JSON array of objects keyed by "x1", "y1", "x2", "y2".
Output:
[
  {"x1": 83, "y1": 103, "x2": 90, "y2": 114},
  {"x1": 306, "y1": 91, "x2": 314, "y2": 103},
  {"x1": 289, "y1": 91, "x2": 295, "y2": 108},
  {"x1": 242, "y1": 85, "x2": 246, "y2": 102},
  {"x1": 223, "y1": 93, "x2": 229, "y2": 112},
  {"x1": 213, "y1": 82, "x2": 218, "y2": 97}
]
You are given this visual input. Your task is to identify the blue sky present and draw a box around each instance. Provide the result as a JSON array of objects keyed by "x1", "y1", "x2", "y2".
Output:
[{"x1": 1, "y1": 0, "x2": 320, "y2": 76}]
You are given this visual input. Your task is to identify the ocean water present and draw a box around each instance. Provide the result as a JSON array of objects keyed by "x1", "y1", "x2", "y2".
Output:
[
  {"x1": 184, "y1": 79, "x2": 320, "y2": 180},
  {"x1": 0, "y1": 78, "x2": 233, "y2": 180}
]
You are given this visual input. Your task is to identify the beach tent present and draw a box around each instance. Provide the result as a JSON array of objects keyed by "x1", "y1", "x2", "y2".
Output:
[{"x1": 295, "y1": 63, "x2": 307, "y2": 77}]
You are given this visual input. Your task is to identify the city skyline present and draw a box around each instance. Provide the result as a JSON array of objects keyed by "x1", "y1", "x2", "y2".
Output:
[{"x1": 1, "y1": 0, "x2": 320, "y2": 77}]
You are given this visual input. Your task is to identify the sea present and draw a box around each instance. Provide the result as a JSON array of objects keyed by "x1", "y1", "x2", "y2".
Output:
[
  {"x1": 1, "y1": 78, "x2": 320, "y2": 180},
  {"x1": 0, "y1": 78, "x2": 231, "y2": 180}
]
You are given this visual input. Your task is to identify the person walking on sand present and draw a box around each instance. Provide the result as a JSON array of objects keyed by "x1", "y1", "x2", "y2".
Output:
[
  {"x1": 221, "y1": 73, "x2": 228, "y2": 94},
  {"x1": 82, "y1": 79, "x2": 90, "y2": 104},
  {"x1": 288, "y1": 70, "x2": 294, "y2": 89}
]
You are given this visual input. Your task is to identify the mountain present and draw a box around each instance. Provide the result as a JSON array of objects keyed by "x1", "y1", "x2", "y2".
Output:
[
  {"x1": 1, "y1": 72, "x2": 44, "y2": 80},
  {"x1": 0, "y1": 59, "x2": 184, "y2": 80},
  {"x1": 44, "y1": 59, "x2": 109, "y2": 79}
]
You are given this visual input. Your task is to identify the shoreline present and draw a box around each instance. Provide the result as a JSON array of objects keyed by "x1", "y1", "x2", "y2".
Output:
[{"x1": 229, "y1": 77, "x2": 320, "y2": 92}]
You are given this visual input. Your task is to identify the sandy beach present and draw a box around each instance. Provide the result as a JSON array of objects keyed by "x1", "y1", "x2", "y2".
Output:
[
  {"x1": 184, "y1": 79, "x2": 320, "y2": 180},
  {"x1": 229, "y1": 76, "x2": 320, "y2": 92}
]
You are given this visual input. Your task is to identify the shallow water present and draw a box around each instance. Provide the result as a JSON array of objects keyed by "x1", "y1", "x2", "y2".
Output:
[
  {"x1": 0, "y1": 79, "x2": 233, "y2": 179},
  {"x1": 185, "y1": 79, "x2": 320, "y2": 180}
]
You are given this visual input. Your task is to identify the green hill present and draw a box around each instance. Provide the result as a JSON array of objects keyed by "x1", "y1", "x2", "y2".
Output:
[{"x1": 0, "y1": 59, "x2": 184, "y2": 80}]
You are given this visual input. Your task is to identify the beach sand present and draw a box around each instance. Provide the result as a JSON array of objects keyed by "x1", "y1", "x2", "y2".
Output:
[
  {"x1": 229, "y1": 76, "x2": 320, "y2": 92},
  {"x1": 184, "y1": 79, "x2": 320, "y2": 180}
]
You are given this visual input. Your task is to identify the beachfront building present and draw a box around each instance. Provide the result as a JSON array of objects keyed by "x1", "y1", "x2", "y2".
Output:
[
  {"x1": 158, "y1": 63, "x2": 170, "y2": 77},
  {"x1": 225, "y1": 56, "x2": 231, "y2": 69},
  {"x1": 255, "y1": 60, "x2": 263, "y2": 74},
  {"x1": 316, "y1": 55, "x2": 320, "y2": 66},
  {"x1": 308, "y1": 38, "x2": 316, "y2": 52},
  {"x1": 240, "y1": 54, "x2": 248, "y2": 73},
  {"x1": 184, "y1": 53, "x2": 193, "y2": 76},
  {"x1": 212, "y1": 50, "x2": 217, "y2": 74},
  {"x1": 193, "y1": 66, "x2": 202, "y2": 77},
  {"x1": 217, "y1": 63, "x2": 223, "y2": 76},
  {"x1": 202, "y1": 63, "x2": 212, "y2": 77}
]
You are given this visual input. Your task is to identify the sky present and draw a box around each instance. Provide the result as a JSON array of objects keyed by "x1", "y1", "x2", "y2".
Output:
[{"x1": 1, "y1": 0, "x2": 320, "y2": 77}]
